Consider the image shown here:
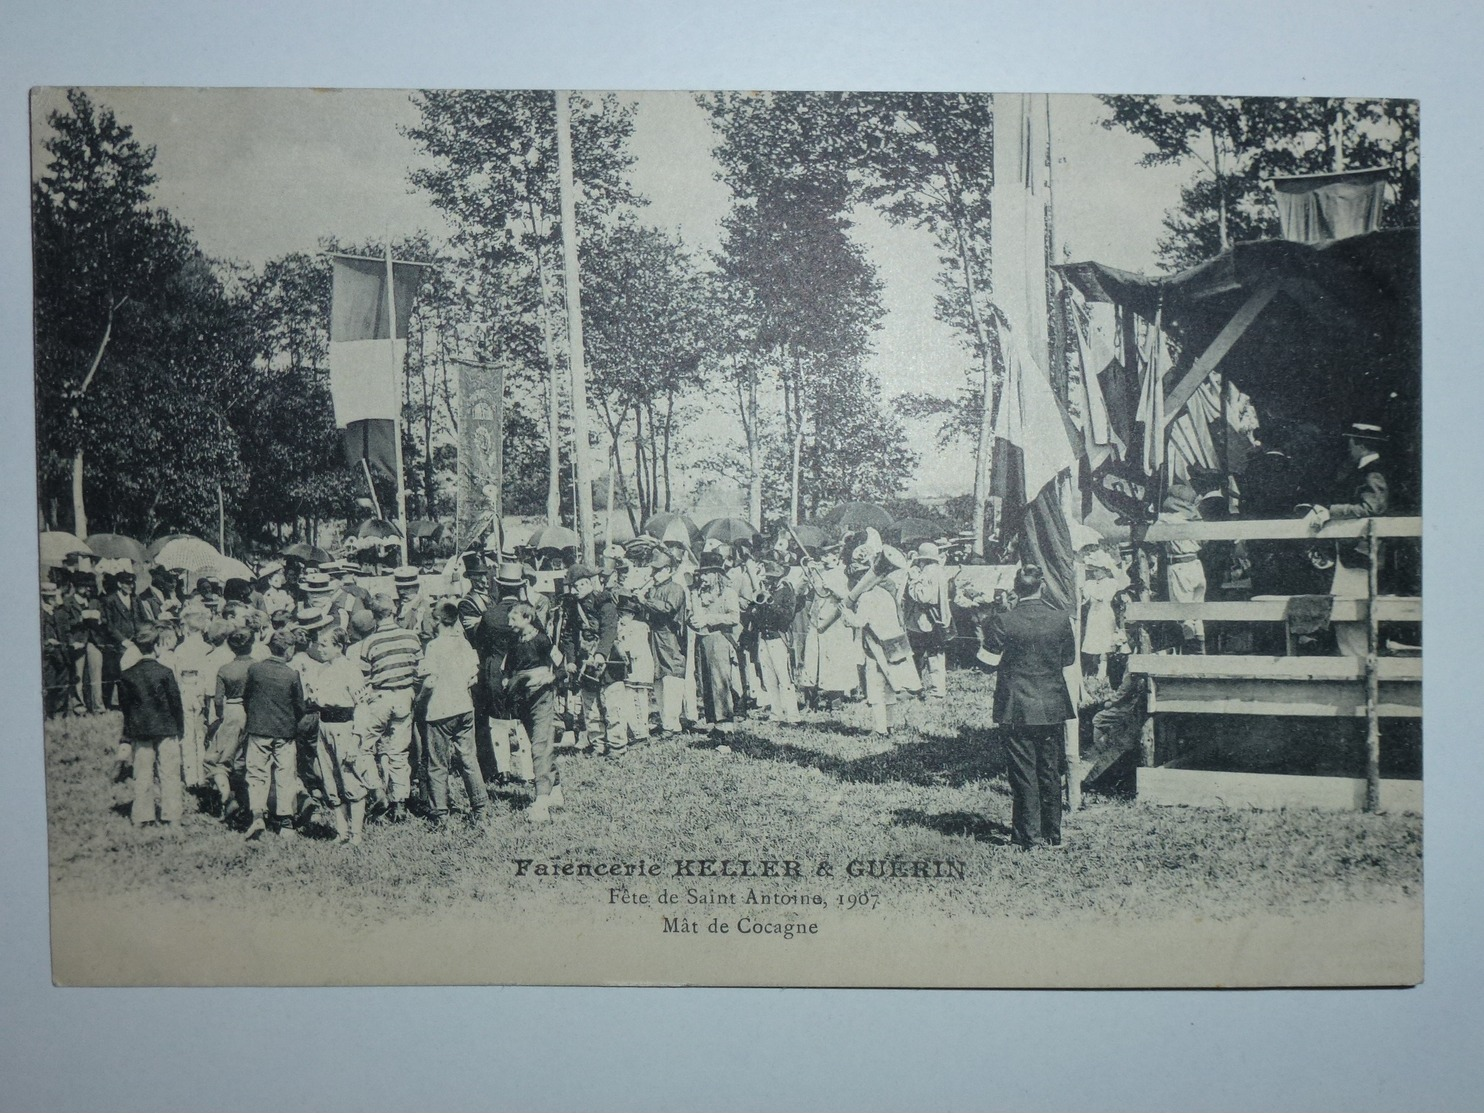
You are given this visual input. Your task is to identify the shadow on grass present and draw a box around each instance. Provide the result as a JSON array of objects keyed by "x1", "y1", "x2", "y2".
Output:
[
  {"x1": 891, "y1": 807, "x2": 1014, "y2": 846},
  {"x1": 696, "y1": 723, "x2": 1010, "y2": 789}
]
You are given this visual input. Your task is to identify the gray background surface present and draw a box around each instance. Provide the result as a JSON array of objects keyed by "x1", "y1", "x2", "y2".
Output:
[{"x1": 2, "y1": 1, "x2": 1479, "y2": 1109}]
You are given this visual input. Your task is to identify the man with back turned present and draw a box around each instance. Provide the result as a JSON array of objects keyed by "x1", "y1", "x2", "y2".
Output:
[{"x1": 980, "y1": 564, "x2": 1077, "y2": 850}]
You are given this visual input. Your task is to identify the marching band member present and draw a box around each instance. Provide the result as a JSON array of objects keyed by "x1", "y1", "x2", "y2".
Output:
[
  {"x1": 642, "y1": 546, "x2": 689, "y2": 737},
  {"x1": 903, "y1": 541, "x2": 953, "y2": 700},
  {"x1": 750, "y1": 559, "x2": 801, "y2": 725},
  {"x1": 841, "y1": 541, "x2": 922, "y2": 736},
  {"x1": 799, "y1": 545, "x2": 860, "y2": 712},
  {"x1": 688, "y1": 550, "x2": 739, "y2": 732},
  {"x1": 611, "y1": 545, "x2": 656, "y2": 747},
  {"x1": 559, "y1": 564, "x2": 630, "y2": 757}
]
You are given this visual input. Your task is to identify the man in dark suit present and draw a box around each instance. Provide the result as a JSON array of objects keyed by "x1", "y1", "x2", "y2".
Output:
[
  {"x1": 99, "y1": 569, "x2": 139, "y2": 709},
  {"x1": 980, "y1": 564, "x2": 1077, "y2": 849},
  {"x1": 116, "y1": 624, "x2": 186, "y2": 828}
]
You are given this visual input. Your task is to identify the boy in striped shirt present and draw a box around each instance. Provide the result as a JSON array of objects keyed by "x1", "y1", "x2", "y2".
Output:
[{"x1": 359, "y1": 593, "x2": 423, "y2": 822}]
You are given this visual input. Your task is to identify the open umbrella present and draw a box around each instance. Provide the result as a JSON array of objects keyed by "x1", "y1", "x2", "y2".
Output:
[
  {"x1": 787, "y1": 523, "x2": 827, "y2": 552},
  {"x1": 145, "y1": 533, "x2": 197, "y2": 561},
  {"x1": 282, "y1": 542, "x2": 331, "y2": 565},
  {"x1": 87, "y1": 533, "x2": 149, "y2": 566},
  {"x1": 890, "y1": 517, "x2": 950, "y2": 547},
  {"x1": 40, "y1": 531, "x2": 92, "y2": 569},
  {"x1": 356, "y1": 518, "x2": 400, "y2": 540},
  {"x1": 528, "y1": 523, "x2": 579, "y2": 551},
  {"x1": 820, "y1": 501, "x2": 895, "y2": 533},
  {"x1": 214, "y1": 556, "x2": 254, "y2": 583},
  {"x1": 152, "y1": 536, "x2": 223, "y2": 583},
  {"x1": 641, "y1": 511, "x2": 702, "y2": 550},
  {"x1": 701, "y1": 517, "x2": 758, "y2": 544}
]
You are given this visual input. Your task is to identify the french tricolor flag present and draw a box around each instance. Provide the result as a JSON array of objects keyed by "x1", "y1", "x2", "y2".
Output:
[{"x1": 328, "y1": 253, "x2": 425, "y2": 475}]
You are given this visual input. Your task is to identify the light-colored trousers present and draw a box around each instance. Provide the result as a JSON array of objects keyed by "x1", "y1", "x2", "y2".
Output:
[
  {"x1": 657, "y1": 674, "x2": 685, "y2": 732},
  {"x1": 363, "y1": 688, "x2": 415, "y2": 802},
  {"x1": 757, "y1": 637, "x2": 800, "y2": 723},
  {"x1": 1167, "y1": 560, "x2": 1207, "y2": 643},
  {"x1": 131, "y1": 736, "x2": 182, "y2": 825},
  {"x1": 179, "y1": 688, "x2": 208, "y2": 787},
  {"x1": 1332, "y1": 561, "x2": 1371, "y2": 659},
  {"x1": 581, "y1": 679, "x2": 634, "y2": 752},
  {"x1": 245, "y1": 734, "x2": 297, "y2": 819}
]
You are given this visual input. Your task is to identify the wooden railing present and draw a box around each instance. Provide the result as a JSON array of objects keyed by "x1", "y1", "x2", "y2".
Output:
[{"x1": 1124, "y1": 516, "x2": 1422, "y2": 813}]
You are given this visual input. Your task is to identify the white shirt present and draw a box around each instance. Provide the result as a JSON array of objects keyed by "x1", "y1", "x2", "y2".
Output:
[{"x1": 419, "y1": 629, "x2": 478, "y2": 721}]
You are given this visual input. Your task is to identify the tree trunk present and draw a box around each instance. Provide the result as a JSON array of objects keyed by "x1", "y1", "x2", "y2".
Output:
[
  {"x1": 70, "y1": 297, "x2": 124, "y2": 539},
  {"x1": 954, "y1": 221, "x2": 996, "y2": 557},
  {"x1": 661, "y1": 389, "x2": 675, "y2": 512},
  {"x1": 746, "y1": 365, "x2": 762, "y2": 528},
  {"x1": 525, "y1": 197, "x2": 563, "y2": 526},
  {"x1": 71, "y1": 451, "x2": 87, "y2": 539},
  {"x1": 632, "y1": 405, "x2": 649, "y2": 523}
]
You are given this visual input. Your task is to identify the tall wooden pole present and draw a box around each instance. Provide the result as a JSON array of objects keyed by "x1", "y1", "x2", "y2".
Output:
[
  {"x1": 1363, "y1": 519, "x2": 1383, "y2": 812},
  {"x1": 385, "y1": 242, "x2": 410, "y2": 565},
  {"x1": 531, "y1": 232, "x2": 563, "y2": 527},
  {"x1": 790, "y1": 430, "x2": 804, "y2": 526},
  {"x1": 217, "y1": 484, "x2": 226, "y2": 555},
  {"x1": 554, "y1": 91, "x2": 596, "y2": 565}
]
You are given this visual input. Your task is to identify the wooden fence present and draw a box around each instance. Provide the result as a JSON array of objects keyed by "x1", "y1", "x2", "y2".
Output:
[{"x1": 1122, "y1": 515, "x2": 1422, "y2": 813}]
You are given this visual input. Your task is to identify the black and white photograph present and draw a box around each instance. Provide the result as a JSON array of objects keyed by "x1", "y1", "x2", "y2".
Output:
[{"x1": 30, "y1": 86, "x2": 1422, "y2": 987}]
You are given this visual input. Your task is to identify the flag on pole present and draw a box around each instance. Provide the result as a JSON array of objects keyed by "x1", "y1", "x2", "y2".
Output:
[
  {"x1": 455, "y1": 360, "x2": 507, "y2": 545},
  {"x1": 991, "y1": 324, "x2": 1082, "y2": 608},
  {"x1": 328, "y1": 254, "x2": 425, "y2": 476}
]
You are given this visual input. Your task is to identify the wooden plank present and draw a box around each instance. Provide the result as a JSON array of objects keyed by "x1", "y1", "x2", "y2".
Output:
[
  {"x1": 1150, "y1": 676, "x2": 1421, "y2": 717},
  {"x1": 1144, "y1": 516, "x2": 1422, "y2": 543},
  {"x1": 1129, "y1": 654, "x2": 1422, "y2": 682},
  {"x1": 1136, "y1": 767, "x2": 1422, "y2": 813},
  {"x1": 1126, "y1": 598, "x2": 1421, "y2": 624},
  {"x1": 1162, "y1": 283, "x2": 1280, "y2": 426}
]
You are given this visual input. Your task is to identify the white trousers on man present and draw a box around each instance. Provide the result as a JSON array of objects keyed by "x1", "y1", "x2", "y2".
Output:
[
  {"x1": 757, "y1": 636, "x2": 800, "y2": 723},
  {"x1": 1331, "y1": 561, "x2": 1371, "y2": 658}
]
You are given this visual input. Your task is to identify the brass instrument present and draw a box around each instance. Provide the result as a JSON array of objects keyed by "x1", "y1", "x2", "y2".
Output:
[{"x1": 844, "y1": 545, "x2": 908, "y2": 608}]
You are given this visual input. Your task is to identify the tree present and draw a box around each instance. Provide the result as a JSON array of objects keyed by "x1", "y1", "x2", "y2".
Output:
[
  {"x1": 405, "y1": 90, "x2": 643, "y2": 526},
  {"x1": 235, "y1": 250, "x2": 360, "y2": 547},
  {"x1": 33, "y1": 89, "x2": 197, "y2": 535},
  {"x1": 843, "y1": 92, "x2": 1001, "y2": 552},
  {"x1": 582, "y1": 220, "x2": 708, "y2": 527},
  {"x1": 1098, "y1": 95, "x2": 1421, "y2": 270},
  {"x1": 700, "y1": 91, "x2": 913, "y2": 525}
]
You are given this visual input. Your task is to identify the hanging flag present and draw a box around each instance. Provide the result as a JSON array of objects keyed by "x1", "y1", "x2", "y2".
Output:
[
  {"x1": 991, "y1": 324, "x2": 1082, "y2": 608},
  {"x1": 455, "y1": 360, "x2": 507, "y2": 545},
  {"x1": 1135, "y1": 307, "x2": 1170, "y2": 475},
  {"x1": 328, "y1": 253, "x2": 426, "y2": 476}
]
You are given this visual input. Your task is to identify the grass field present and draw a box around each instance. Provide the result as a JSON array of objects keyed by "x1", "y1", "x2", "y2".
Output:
[{"x1": 44, "y1": 668, "x2": 1421, "y2": 925}]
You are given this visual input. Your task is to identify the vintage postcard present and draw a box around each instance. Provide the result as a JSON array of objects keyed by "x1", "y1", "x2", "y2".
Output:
[{"x1": 31, "y1": 88, "x2": 1421, "y2": 986}]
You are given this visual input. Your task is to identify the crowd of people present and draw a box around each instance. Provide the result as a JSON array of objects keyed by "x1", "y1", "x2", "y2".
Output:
[
  {"x1": 39, "y1": 524, "x2": 964, "y2": 844},
  {"x1": 36, "y1": 417, "x2": 1411, "y2": 851}
]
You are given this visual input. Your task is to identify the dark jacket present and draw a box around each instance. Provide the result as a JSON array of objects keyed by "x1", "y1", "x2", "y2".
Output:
[
  {"x1": 117, "y1": 658, "x2": 185, "y2": 742},
  {"x1": 100, "y1": 591, "x2": 137, "y2": 653},
  {"x1": 1329, "y1": 456, "x2": 1390, "y2": 570},
  {"x1": 981, "y1": 596, "x2": 1077, "y2": 726},
  {"x1": 242, "y1": 658, "x2": 306, "y2": 739},
  {"x1": 752, "y1": 580, "x2": 796, "y2": 639},
  {"x1": 643, "y1": 577, "x2": 689, "y2": 679},
  {"x1": 560, "y1": 591, "x2": 624, "y2": 684}
]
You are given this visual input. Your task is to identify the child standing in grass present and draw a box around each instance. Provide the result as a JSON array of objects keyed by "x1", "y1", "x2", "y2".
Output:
[
  {"x1": 241, "y1": 629, "x2": 306, "y2": 841},
  {"x1": 506, "y1": 601, "x2": 561, "y2": 822},
  {"x1": 116, "y1": 624, "x2": 185, "y2": 830},
  {"x1": 206, "y1": 626, "x2": 257, "y2": 819},
  {"x1": 419, "y1": 600, "x2": 489, "y2": 829},
  {"x1": 301, "y1": 614, "x2": 373, "y2": 844}
]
